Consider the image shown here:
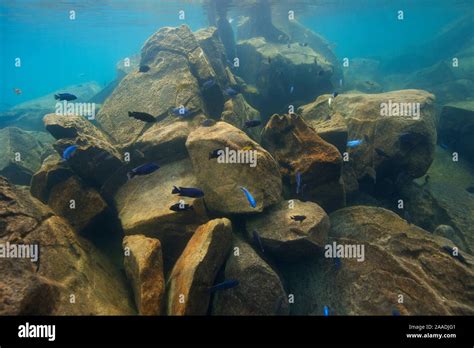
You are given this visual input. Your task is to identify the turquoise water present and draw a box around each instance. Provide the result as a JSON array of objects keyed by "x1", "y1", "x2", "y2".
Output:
[{"x1": 1, "y1": 0, "x2": 472, "y2": 109}]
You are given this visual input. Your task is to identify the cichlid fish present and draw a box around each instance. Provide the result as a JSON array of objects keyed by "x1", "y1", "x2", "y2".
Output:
[
  {"x1": 169, "y1": 203, "x2": 194, "y2": 212},
  {"x1": 209, "y1": 149, "x2": 223, "y2": 160},
  {"x1": 127, "y1": 163, "x2": 160, "y2": 179},
  {"x1": 208, "y1": 279, "x2": 239, "y2": 293},
  {"x1": 240, "y1": 186, "x2": 256, "y2": 208},
  {"x1": 441, "y1": 245, "x2": 468, "y2": 264},
  {"x1": 139, "y1": 65, "x2": 150, "y2": 73},
  {"x1": 253, "y1": 230, "x2": 265, "y2": 253},
  {"x1": 172, "y1": 186, "x2": 204, "y2": 198},
  {"x1": 323, "y1": 305, "x2": 330, "y2": 316},
  {"x1": 375, "y1": 148, "x2": 390, "y2": 158},
  {"x1": 201, "y1": 118, "x2": 216, "y2": 127},
  {"x1": 291, "y1": 215, "x2": 306, "y2": 223},
  {"x1": 347, "y1": 139, "x2": 363, "y2": 148},
  {"x1": 128, "y1": 111, "x2": 155, "y2": 123},
  {"x1": 224, "y1": 87, "x2": 238, "y2": 97},
  {"x1": 202, "y1": 79, "x2": 216, "y2": 90},
  {"x1": 334, "y1": 256, "x2": 341, "y2": 270},
  {"x1": 62, "y1": 145, "x2": 78, "y2": 160},
  {"x1": 296, "y1": 172, "x2": 302, "y2": 195},
  {"x1": 244, "y1": 120, "x2": 262, "y2": 128},
  {"x1": 466, "y1": 186, "x2": 474, "y2": 194},
  {"x1": 55, "y1": 93, "x2": 77, "y2": 101},
  {"x1": 332, "y1": 92, "x2": 338, "y2": 98}
]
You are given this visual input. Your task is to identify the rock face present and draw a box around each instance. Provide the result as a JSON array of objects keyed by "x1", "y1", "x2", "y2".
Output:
[
  {"x1": 0, "y1": 127, "x2": 54, "y2": 185},
  {"x1": 236, "y1": 36, "x2": 334, "y2": 115},
  {"x1": 438, "y1": 101, "x2": 474, "y2": 164},
  {"x1": 185, "y1": 121, "x2": 282, "y2": 214},
  {"x1": 167, "y1": 218, "x2": 232, "y2": 315},
  {"x1": 212, "y1": 237, "x2": 289, "y2": 315},
  {"x1": 0, "y1": 176, "x2": 135, "y2": 315},
  {"x1": 280, "y1": 206, "x2": 474, "y2": 315},
  {"x1": 261, "y1": 113, "x2": 345, "y2": 211},
  {"x1": 300, "y1": 90, "x2": 437, "y2": 192},
  {"x1": 123, "y1": 235, "x2": 165, "y2": 315},
  {"x1": 246, "y1": 200, "x2": 330, "y2": 259},
  {"x1": 221, "y1": 94, "x2": 262, "y2": 142},
  {"x1": 44, "y1": 113, "x2": 123, "y2": 188},
  {"x1": 114, "y1": 159, "x2": 208, "y2": 273},
  {"x1": 342, "y1": 58, "x2": 383, "y2": 93}
]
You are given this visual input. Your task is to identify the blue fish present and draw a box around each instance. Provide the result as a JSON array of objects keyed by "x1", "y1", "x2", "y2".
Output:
[
  {"x1": 334, "y1": 256, "x2": 341, "y2": 270},
  {"x1": 224, "y1": 87, "x2": 238, "y2": 97},
  {"x1": 62, "y1": 145, "x2": 78, "y2": 160},
  {"x1": 392, "y1": 309, "x2": 401, "y2": 316},
  {"x1": 172, "y1": 106, "x2": 191, "y2": 117},
  {"x1": 347, "y1": 139, "x2": 363, "y2": 148},
  {"x1": 296, "y1": 172, "x2": 302, "y2": 195},
  {"x1": 208, "y1": 279, "x2": 239, "y2": 293},
  {"x1": 240, "y1": 186, "x2": 256, "y2": 208},
  {"x1": 290, "y1": 86, "x2": 294, "y2": 94},
  {"x1": 244, "y1": 119, "x2": 262, "y2": 128},
  {"x1": 323, "y1": 305, "x2": 330, "y2": 316},
  {"x1": 172, "y1": 186, "x2": 204, "y2": 198},
  {"x1": 332, "y1": 92, "x2": 339, "y2": 98},
  {"x1": 202, "y1": 79, "x2": 216, "y2": 90},
  {"x1": 128, "y1": 163, "x2": 160, "y2": 179},
  {"x1": 253, "y1": 230, "x2": 265, "y2": 253},
  {"x1": 440, "y1": 143, "x2": 448, "y2": 150},
  {"x1": 55, "y1": 93, "x2": 77, "y2": 101}
]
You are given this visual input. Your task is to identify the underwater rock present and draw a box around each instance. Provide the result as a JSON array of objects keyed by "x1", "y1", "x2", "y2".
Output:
[
  {"x1": 221, "y1": 94, "x2": 262, "y2": 142},
  {"x1": 236, "y1": 36, "x2": 334, "y2": 115},
  {"x1": 0, "y1": 176, "x2": 135, "y2": 315},
  {"x1": 342, "y1": 58, "x2": 383, "y2": 93},
  {"x1": 44, "y1": 114, "x2": 123, "y2": 188},
  {"x1": 439, "y1": 101, "x2": 474, "y2": 164},
  {"x1": 123, "y1": 235, "x2": 165, "y2": 315},
  {"x1": 30, "y1": 154, "x2": 74, "y2": 203},
  {"x1": 114, "y1": 159, "x2": 208, "y2": 274},
  {"x1": 167, "y1": 218, "x2": 232, "y2": 315},
  {"x1": 279, "y1": 206, "x2": 474, "y2": 315},
  {"x1": 300, "y1": 90, "x2": 437, "y2": 191},
  {"x1": 246, "y1": 200, "x2": 330, "y2": 260},
  {"x1": 96, "y1": 25, "x2": 207, "y2": 146},
  {"x1": 212, "y1": 237, "x2": 289, "y2": 315},
  {"x1": 261, "y1": 113, "x2": 345, "y2": 212},
  {"x1": 185, "y1": 121, "x2": 282, "y2": 214},
  {"x1": 0, "y1": 127, "x2": 54, "y2": 185}
]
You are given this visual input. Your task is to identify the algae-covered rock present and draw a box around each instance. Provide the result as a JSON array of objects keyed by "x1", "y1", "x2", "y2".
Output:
[{"x1": 221, "y1": 94, "x2": 262, "y2": 142}]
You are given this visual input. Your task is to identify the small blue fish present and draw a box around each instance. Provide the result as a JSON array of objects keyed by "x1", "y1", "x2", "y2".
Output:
[
  {"x1": 323, "y1": 305, "x2": 330, "y2": 316},
  {"x1": 209, "y1": 279, "x2": 239, "y2": 293},
  {"x1": 240, "y1": 186, "x2": 256, "y2": 208},
  {"x1": 347, "y1": 139, "x2": 363, "y2": 148},
  {"x1": 55, "y1": 93, "x2": 77, "y2": 101},
  {"x1": 253, "y1": 230, "x2": 265, "y2": 253},
  {"x1": 244, "y1": 119, "x2": 261, "y2": 128},
  {"x1": 332, "y1": 92, "x2": 338, "y2": 98},
  {"x1": 172, "y1": 186, "x2": 204, "y2": 198},
  {"x1": 334, "y1": 256, "x2": 341, "y2": 270},
  {"x1": 172, "y1": 106, "x2": 191, "y2": 117},
  {"x1": 128, "y1": 163, "x2": 160, "y2": 179},
  {"x1": 224, "y1": 87, "x2": 238, "y2": 97},
  {"x1": 290, "y1": 86, "x2": 294, "y2": 94},
  {"x1": 202, "y1": 79, "x2": 216, "y2": 90},
  {"x1": 296, "y1": 172, "x2": 302, "y2": 195},
  {"x1": 440, "y1": 143, "x2": 448, "y2": 150},
  {"x1": 62, "y1": 145, "x2": 78, "y2": 160}
]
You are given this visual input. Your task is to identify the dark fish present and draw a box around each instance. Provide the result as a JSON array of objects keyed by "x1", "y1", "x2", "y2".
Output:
[
  {"x1": 441, "y1": 245, "x2": 468, "y2": 264},
  {"x1": 55, "y1": 93, "x2": 77, "y2": 101},
  {"x1": 169, "y1": 203, "x2": 194, "y2": 212},
  {"x1": 172, "y1": 186, "x2": 204, "y2": 198},
  {"x1": 224, "y1": 87, "x2": 238, "y2": 97},
  {"x1": 268, "y1": 57, "x2": 272, "y2": 64},
  {"x1": 208, "y1": 279, "x2": 239, "y2": 293},
  {"x1": 172, "y1": 106, "x2": 191, "y2": 117},
  {"x1": 440, "y1": 143, "x2": 448, "y2": 150},
  {"x1": 244, "y1": 120, "x2": 262, "y2": 128},
  {"x1": 202, "y1": 79, "x2": 216, "y2": 90},
  {"x1": 399, "y1": 132, "x2": 418, "y2": 144},
  {"x1": 139, "y1": 65, "x2": 150, "y2": 73},
  {"x1": 128, "y1": 163, "x2": 160, "y2": 179},
  {"x1": 128, "y1": 111, "x2": 155, "y2": 123},
  {"x1": 296, "y1": 172, "x2": 302, "y2": 195},
  {"x1": 291, "y1": 215, "x2": 306, "y2": 223},
  {"x1": 35, "y1": 243, "x2": 41, "y2": 273},
  {"x1": 375, "y1": 147, "x2": 390, "y2": 158},
  {"x1": 364, "y1": 134, "x2": 370, "y2": 143},
  {"x1": 209, "y1": 149, "x2": 223, "y2": 160},
  {"x1": 466, "y1": 186, "x2": 474, "y2": 194},
  {"x1": 253, "y1": 230, "x2": 265, "y2": 253},
  {"x1": 334, "y1": 256, "x2": 341, "y2": 270},
  {"x1": 332, "y1": 92, "x2": 338, "y2": 98},
  {"x1": 392, "y1": 309, "x2": 401, "y2": 316},
  {"x1": 201, "y1": 118, "x2": 216, "y2": 127}
]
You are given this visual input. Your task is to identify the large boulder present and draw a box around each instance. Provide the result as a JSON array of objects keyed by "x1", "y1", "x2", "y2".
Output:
[
  {"x1": 0, "y1": 176, "x2": 135, "y2": 315},
  {"x1": 166, "y1": 218, "x2": 232, "y2": 315},
  {"x1": 235, "y1": 36, "x2": 334, "y2": 116},
  {"x1": 185, "y1": 121, "x2": 282, "y2": 214},
  {"x1": 261, "y1": 113, "x2": 345, "y2": 211},
  {"x1": 0, "y1": 127, "x2": 54, "y2": 185},
  {"x1": 113, "y1": 159, "x2": 208, "y2": 274},
  {"x1": 221, "y1": 94, "x2": 262, "y2": 142},
  {"x1": 123, "y1": 235, "x2": 165, "y2": 315},
  {"x1": 246, "y1": 200, "x2": 330, "y2": 260},
  {"x1": 299, "y1": 90, "x2": 437, "y2": 192},
  {"x1": 212, "y1": 237, "x2": 289, "y2": 315},
  {"x1": 279, "y1": 206, "x2": 474, "y2": 315}
]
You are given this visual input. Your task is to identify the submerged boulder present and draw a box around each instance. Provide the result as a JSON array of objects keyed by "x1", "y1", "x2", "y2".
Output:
[
  {"x1": 261, "y1": 113, "x2": 345, "y2": 211},
  {"x1": 167, "y1": 218, "x2": 232, "y2": 315},
  {"x1": 0, "y1": 127, "x2": 54, "y2": 185},
  {"x1": 0, "y1": 176, "x2": 135, "y2": 315},
  {"x1": 185, "y1": 121, "x2": 282, "y2": 214},
  {"x1": 246, "y1": 200, "x2": 330, "y2": 260},
  {"x1": 221, "y1": 94, "x2": 262, "y2": 142},
  {"x1": 123, "y1": 235, "x2": 165, "y2": 315},
  {"x1": 279, "y1": 206, "x2": 474, "y2": 315},
  {"x1": 212, "y1": 237, "x2": 289, "y2": 315}
]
